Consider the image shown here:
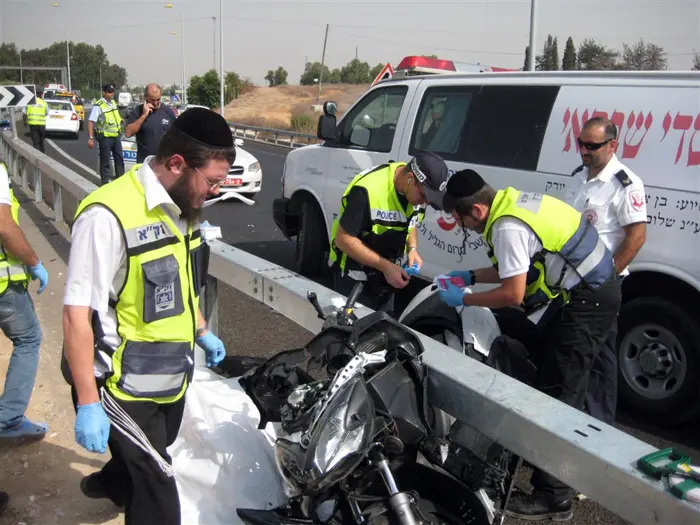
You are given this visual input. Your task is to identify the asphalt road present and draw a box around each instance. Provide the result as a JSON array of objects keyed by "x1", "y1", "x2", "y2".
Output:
[{"x1": 18, "y1": 125, "x2": 700, "y2": 525}]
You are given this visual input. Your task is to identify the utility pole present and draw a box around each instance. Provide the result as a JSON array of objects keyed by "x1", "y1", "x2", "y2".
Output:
[
  {"x1": 316, "y1": 24, "x2": 329, "y2": 105},
  {"x1": 212, "y1": 16, "x2": 216, "y2": 70},
  {"x1": 527, "y1": 0, "x2": 538, "y2": 71},
  {"x1": 19, "y1": 50, "x2": 23, "y2": 84},
  {"x1": 219, "y1": 0, "x2": 224, "y2": 116},
  {"x1": 66, "y1": 35, "x2": 72, "y2": 91},
  {"x1": 355, "y1": 45, "x2": 358, "y2": 83}
]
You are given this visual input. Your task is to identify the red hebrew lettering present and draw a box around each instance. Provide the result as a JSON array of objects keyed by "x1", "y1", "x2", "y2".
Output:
[
  {"x1": 672, "y1": 113, "x2": 693, "y2": 164},
  {"x1": 611, "y1": 110, "x2": 625, "y2": 132},
  {"x1": 688, "y1": 114, "x2": 700, "y2": 167},
  {"x1": 561, "y1": 108, "x2": 589, "y2": 152},
  {"x1": 662, "y1": 112, "x2": 672, "y2": 141},
  {"x1": 621, "y1": 111, "x2": 653, "y2": 160}
]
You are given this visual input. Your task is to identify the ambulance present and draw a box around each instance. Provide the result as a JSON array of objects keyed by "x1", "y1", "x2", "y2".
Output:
[{"x1": 272, "y1": 55, "x2": 700, "y2": 425}]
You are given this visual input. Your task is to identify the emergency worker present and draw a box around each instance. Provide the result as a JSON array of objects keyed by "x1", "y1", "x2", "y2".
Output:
[
  {"x1": 567, "y1": 117, "x2": 647, "y2": 426},
  {"x1": 26, "y1": 93, "x2": 48, "y2": 153},
  {"x1": 328, "y1": 152, "x2": 448, "y2": 313},
  {"x1": 439, "y1": 169, "x2": 621, "y2": 521},
  {"x1": 62, "y1": 108, "x2": 233, "y2": 525},
  {"x1": 87, "y1": 84, "x2": 124, "y2": 185},
  {"x1": 0, "y1": 159, "x2": 49, "y2": 442}
]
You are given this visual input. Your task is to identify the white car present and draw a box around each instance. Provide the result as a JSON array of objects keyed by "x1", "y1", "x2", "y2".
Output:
[
  {"x1": 44, "y1": 99, "x2": 80, "y2": 139},
  {"x1": 219, "y1": 138, "x2": 262, "y2": 199}
]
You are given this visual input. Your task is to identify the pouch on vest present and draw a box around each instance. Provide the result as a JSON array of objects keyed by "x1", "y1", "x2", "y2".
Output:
[
  {"x1": 117, "y1": 340, "x2": 191, "y2": 399},
  {"x1": 190, "y1": 242, "x2": 210, "y2": 298},
  {"x1": 142, "y1": 254, "x2": 184, "y2": 323}
]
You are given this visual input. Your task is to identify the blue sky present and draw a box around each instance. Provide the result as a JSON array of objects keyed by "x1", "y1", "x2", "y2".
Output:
[{"x1": 2, "y1": 0, "x2": 698, "y2": 87}]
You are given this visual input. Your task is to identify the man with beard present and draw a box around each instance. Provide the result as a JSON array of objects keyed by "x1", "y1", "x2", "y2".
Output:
[{"x1": 62, "y1": 108, "x2": 233, "y2": 525}]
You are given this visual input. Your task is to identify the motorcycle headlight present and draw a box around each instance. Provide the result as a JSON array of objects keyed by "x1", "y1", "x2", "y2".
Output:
[{"x1": 306, "y1": 375, "x2": 375, "y2": 489}]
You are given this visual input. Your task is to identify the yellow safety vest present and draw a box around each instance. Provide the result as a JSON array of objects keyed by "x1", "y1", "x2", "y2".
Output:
[
  {"x1": 95, "y1": 98, "x2": 122, "y2": 137},
  {"x1": 26, "y1": 98, "x2": 47, "y2": 126},
  {"x1": 483, "y1": 187, "x2": 615, "y2": 311},
  {"x1": 74, "y1": 164, "x2": 207, "y2": 404},
  {"x1": 328, "y1": 163, "x2": 425, "y2": 279},
  {"x1": 0, "y1": 163, "x2": 31, "y2": 295}
]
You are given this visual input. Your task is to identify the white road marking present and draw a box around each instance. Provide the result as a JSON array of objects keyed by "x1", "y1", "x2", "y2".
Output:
[{"x1": 46, "y1": 139, "x2": 101, "y2": 183}]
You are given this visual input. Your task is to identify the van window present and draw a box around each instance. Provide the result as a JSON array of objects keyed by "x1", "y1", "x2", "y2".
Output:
[
  {"x1": 338, "y1": 85, "x2": 408, "y2": 153},
  {"x1": 462, "y1": 85, "x2": 560, "y2": 171},
  {"x1": 409, "y1": 87, "x2": 478, "y2": 158}
]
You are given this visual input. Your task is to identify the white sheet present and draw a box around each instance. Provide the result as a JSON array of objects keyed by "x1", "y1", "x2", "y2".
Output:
[{"x1": 168, "y1": 366, "x2": 289, "y2": 525}]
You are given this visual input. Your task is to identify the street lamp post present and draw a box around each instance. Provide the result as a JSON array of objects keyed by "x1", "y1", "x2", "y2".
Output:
[
  {"x1": 52, "y1": 3, "x2": 72, "y2": 91},
  {"x1": 165, "y1": 3, "x2": 186, "y2": 105},
  {"x1": 219, "y1": 0, "x2": 224, "y2": 116}
]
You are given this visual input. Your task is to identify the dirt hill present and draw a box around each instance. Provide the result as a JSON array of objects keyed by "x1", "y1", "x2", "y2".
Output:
[{"x1": 223, "y1": 84, "x2": 370, "y2": 132}]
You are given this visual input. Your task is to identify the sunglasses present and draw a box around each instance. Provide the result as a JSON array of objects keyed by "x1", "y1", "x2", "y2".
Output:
[{"x1": 577, "y1": 138, "x2": 612, "y2": 151}]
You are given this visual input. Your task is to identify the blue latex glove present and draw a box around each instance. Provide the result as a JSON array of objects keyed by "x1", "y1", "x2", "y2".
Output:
[
  {"x1": 197, "y1": 331, "x2": 226, "y2": 368},
  {"x1": 439, "y1": 281, "x2": 467, "y2": 308},
  {"x1": 447, "y1": 269, "x2": 475, "y2": 286},
  {"x1": 28, "y1": 261, "x2": 48, "y2": 294},
  {"x1": 402, "y1": 262, "x2": 421, "y2": 277},
  {"x1": 75, "y1": 402, "x2": 110, "y2": 454}
]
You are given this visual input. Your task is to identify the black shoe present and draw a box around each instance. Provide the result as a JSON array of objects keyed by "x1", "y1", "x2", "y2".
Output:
[
  {"x1": 505, "y1": 491, "x2": 573, "y2": 522},
  {"x1": 0, "y1": 490, "x2": 8, "y2": 516}
]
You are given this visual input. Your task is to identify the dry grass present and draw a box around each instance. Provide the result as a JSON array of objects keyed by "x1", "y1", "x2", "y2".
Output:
[{"x1": 223, "y1": 83, "x2": 370, "y2": 132}]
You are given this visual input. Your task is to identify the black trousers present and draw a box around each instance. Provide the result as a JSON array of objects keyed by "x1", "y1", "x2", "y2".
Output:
[
  {"x1": 97, "y1": 135, "x2": 125, "y2": 185},
  {"x1": 530, "y1": 277, "x2": 622, "y2": 502},
  {"x1": 333, "y1": 268, "x2": 397, "y2": 316},
  {"x1": 29, "y1": 125, "x2": 46, "y2": 153},
  {"x1": 72, "y1": 387, "x2": 185, "y2": 525},
  {"x1": 585, "y1": 317, "x2": 618, "y2": 425}
]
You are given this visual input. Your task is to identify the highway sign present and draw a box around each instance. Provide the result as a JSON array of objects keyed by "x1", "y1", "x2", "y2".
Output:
[{"x1": 0, "y1": 85, "x2": 37, "y2": 108}]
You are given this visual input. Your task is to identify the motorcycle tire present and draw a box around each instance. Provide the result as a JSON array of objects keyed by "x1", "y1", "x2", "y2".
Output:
[{"x1": 363, "y1": 498, "x2": 473, "y2": 525}]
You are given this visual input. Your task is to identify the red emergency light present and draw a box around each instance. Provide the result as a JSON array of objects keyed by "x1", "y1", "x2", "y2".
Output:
[{"x1": 396, "y1": 56, "x2": 457, "y2": 72}]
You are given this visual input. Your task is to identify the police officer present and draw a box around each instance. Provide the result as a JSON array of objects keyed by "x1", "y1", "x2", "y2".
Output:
[
  {"x1": 0, "y1": 159, "x2": 49, "y2": 442},
  {"x1": 63, "y1": 108, "x2": 233, "y2": 524},
  {"x1": 439, "y1": 169, "x2": 621, "y2": 521},
  {"x1": 26, "y1": 93, "x2": 48, "y2": 153},
  {"x1": 328, "y1": 152, "x2": 448, "y2": 314},
  {"x1": 87, "y1": 84, "x2": 124, "y2": 185},
  {"x1": 567, "y1": 117, "x2": 647, "y2": 426}
]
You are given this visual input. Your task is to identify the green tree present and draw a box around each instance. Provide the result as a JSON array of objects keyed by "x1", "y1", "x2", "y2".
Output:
[
  {"x1": 693, "y1": 53, "x2": 700, "y2": 71},
  {"x1": 300, "y1": 61, "x2": 332, "y2": 85},
  {"x1": 187, "y1": 69, "x2": 220, "y2": 108},
  {"x1": 523, "y1": 46, "x2": 531, "y2": 70},
  {"x1": 340, "y1": 58, "x2": 372, "y2": 83},
  {"x1": 536, "y1": 35, "x2": 559, "y2": 71},
  {"x1": 562, "y1": 37, "x2": 577, "y2": 70},
  {"x1": 369, "y1": 63, "x2": 385, "y2": 80},
  {"x1": 621, "y1": 39, "x2": 667, "y2": 70},
  {"x1": 264, "y1": 66, "x2": 288, "y2": 87},
  {"x1": 577, "y1": 38, "x2": 619, "y2": 70}
]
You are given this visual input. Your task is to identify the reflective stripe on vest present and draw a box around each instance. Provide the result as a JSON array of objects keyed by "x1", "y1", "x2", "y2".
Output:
[
  {"x1": 96, "y1": 98, "x2": 122, "y2": 137},
  {"x1": 484, "y1": 187, "x2": 615, "y2": 310},
  {"x1": 26, "y1": 99, "x2": 47, "y2": 126},
  {"x1": 73, "y1": 164, "x2": 204, "y2": 404},
  {"x1": 0, "y1": 167, "x2": 30, "y2": 294},
  {"x1": 328, "y1": 163, "x2": 425, "y2": 275}
]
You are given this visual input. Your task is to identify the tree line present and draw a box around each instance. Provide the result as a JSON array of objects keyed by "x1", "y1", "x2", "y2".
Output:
[
  {"x1": 0, "y1": 42, "x2": 127, "y2": 100},
  {"x1": 525, "y1": 36, "x2": 680, "y2": 71},
  {"x1": 260, "y1": 59, "x2": 389, "y2": 88}
]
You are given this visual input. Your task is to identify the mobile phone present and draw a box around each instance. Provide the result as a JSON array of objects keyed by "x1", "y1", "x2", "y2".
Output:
[{"x1": 436, "y1": 275, "x2": 466, "y2": 291}]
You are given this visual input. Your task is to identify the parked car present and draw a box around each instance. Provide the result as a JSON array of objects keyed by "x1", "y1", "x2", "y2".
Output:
[
  {"x1": 219, "y1": 138, "x2": 262, "y2": 200},
  {"x1": 44, "y1": 99, "x2": 80, "y2": 139}
]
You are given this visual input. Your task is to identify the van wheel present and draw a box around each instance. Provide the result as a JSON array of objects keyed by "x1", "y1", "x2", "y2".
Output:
[
  {"x1": 294, "y1": 199, "x2": 326, "y2": 278},
  {"x1": 618, "y1": 297, "x2": 700, "y2": 425}
]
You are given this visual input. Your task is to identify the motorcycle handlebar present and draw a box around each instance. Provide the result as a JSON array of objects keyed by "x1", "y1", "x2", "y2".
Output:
[{"x1": 345, "y1": 282, "x2": 364, "y2": 311}]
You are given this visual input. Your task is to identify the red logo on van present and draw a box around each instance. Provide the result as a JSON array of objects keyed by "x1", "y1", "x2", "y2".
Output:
[
  {"x1": 437, "y1": 215, "x2": 458, "y2": 231},
  {"x1": 562, "y1": 108, "x2": 700, "y2": 167}
]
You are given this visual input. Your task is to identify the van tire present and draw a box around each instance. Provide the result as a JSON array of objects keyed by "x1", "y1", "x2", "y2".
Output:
[
  {"x1": 294, "y1": 199, "x2": 326, "y2": 278},
  {"x1": 617, "y1": 297, "x2": 700, "y2": 425}
]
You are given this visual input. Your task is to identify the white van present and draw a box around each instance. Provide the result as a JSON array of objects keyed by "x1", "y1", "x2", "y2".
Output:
[
  {"x1": 118, "y1": 92, "x2": 133, "y2": 108},
  {"x1": 273, "y1": 66, "x2": 700, "y2": 425}
]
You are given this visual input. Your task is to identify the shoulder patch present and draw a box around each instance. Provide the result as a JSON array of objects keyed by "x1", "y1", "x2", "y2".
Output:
[
  {"x1": 614, "y1": 169, "x2": 632, "y2": 187},
  {"x1": 570, "y1": 164, "x2": 584, "y2": 177}
]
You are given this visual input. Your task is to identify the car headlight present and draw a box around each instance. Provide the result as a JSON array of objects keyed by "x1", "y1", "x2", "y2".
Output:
[{"x1": 248, "y1": 162, "x2": 261, "y2": 173}]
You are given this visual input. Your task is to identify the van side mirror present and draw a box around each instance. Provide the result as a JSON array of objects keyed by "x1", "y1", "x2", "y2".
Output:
[
  {"x1": 323, "y1": 101, "x2": 337, "y2": 116},
  {"x1": 317, "y1": 114, "x2": 337, "y2": 141}
]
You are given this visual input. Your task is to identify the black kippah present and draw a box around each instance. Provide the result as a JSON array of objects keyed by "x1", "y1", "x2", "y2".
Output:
[
  {"x1": 445, "y1": 168, "x2": 486, "y2": 198},
  {"x1": 172, "y1": 107, "x2": 233, "y2": 149}
]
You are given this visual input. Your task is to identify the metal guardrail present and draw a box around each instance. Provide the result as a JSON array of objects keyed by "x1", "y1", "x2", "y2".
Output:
[
  {"x1": 228, "y1": 121, "x2": 318, "y2": 149},
  {"x1": 1, "y1": 128, "x2": 699, "y2": 525}
]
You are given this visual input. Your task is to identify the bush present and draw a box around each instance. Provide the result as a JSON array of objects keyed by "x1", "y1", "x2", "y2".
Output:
[{"x1": 290, "y1": 113, "x2": 316, "y2": 133}]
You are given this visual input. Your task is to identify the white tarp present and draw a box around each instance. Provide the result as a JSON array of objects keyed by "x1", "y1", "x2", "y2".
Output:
[{"x1": 168, "y1": 367, "x2": 289, "y2": 525}]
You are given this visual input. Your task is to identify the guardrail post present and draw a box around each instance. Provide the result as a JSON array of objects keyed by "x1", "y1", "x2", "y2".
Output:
[
  {"x1": 21, "y1": 158, "x2": 30, "y2": 190},
  {"x1": 274, "y1": 132, "x2": 279, "y2": 145},
  {"x1": 202, "y1": 275, "x2": 219, "y2": 336},
  {"x1": 52, "y1": 180, "x2": 63, "y2": 222},
  {"x1": 33, "y1": 165, "x2": 42, "y2": 202}
]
